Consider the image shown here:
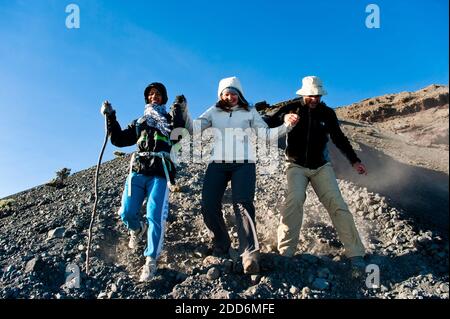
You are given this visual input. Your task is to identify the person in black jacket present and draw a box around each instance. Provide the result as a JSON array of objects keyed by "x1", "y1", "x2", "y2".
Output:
[
  {"x1": 272, "y1": 76, "x2": 367, "y2": 270},
  {"x1": 100, "y1": 82, "x2": 188, "y2": 281}
]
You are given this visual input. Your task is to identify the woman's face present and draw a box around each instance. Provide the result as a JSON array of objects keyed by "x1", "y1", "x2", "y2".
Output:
[
  {"x1": 147, "y1": 87, "x2": 163, "y2": 105},
  {"x1": 221, "y1": 91, "x2": 239, "y2": 106}
]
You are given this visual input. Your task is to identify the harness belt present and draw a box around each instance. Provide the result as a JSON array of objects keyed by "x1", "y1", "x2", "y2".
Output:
[{"x1": 127, "y1": 151, "x2": 175, "y2": 196}]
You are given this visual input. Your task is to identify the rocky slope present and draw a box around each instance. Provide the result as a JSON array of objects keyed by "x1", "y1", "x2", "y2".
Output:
[
  {"x1": 333, "y1": 85, "x2": 449, "y2": 237},
  {"x1": 0, "y1": 85, "x2": 448, "y2": 299},
  {"x1": 0, "y1": 150, "x2": 448, "y2": 299},
  {"x1": 335, "y1": 84, "x2": 449, "y2": 174}
]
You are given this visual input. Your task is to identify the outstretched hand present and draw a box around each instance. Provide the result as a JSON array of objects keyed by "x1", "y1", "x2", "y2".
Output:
[
  {"x1": 353, "y1": 162, "x2": 367, "y2": 175},
  {"x1": 284, "y1": 113, "x2": 299, "y2": 127}
]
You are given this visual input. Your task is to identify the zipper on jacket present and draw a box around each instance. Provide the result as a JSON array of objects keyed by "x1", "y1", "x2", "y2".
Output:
[
  {"x1": 304, "y1": 107, "x2": 312, "y2": 166},
  {"x1": 229, "y1": 111, "x2": 232, "y2": 117}
]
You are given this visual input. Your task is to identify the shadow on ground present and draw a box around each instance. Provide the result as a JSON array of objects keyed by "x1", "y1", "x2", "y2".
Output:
[{"x1": 329, "y1": 143, "x2": 449, "y2": 238}]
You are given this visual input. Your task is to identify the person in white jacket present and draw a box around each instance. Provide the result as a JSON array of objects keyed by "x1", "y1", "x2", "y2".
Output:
[{"x1": 188, "y1": 76, "x2": 295, "y2": 274}]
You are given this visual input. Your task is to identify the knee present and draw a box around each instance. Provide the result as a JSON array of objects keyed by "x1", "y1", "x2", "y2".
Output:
[
  {"x1": 201, "y1": 198, "x2": 220, "y2": 213},
  {"x1": 323, "y1": 195, "x2": 349, "y2": 215},
  {"x1": 285, "y1": 191, "x2": 306, "y2": 207},
  {"x1": 119, "y1": 199, "x2": 140, "y2": 222}
]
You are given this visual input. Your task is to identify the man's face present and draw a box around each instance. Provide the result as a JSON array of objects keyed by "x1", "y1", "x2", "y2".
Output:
[
  {"x1": 147, "y1": 87, "x2": 163, "y2": 105},
  {"x1": 221, "y1": 91, "x2": 239, "y2": 106},
  {"x1": 303, "y1": 95, "x2": 321, "y2": 108}
]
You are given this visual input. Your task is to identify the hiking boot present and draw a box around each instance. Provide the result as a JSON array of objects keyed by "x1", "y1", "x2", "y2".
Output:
[
  {"x1": 139, "y1": 257, "x2": 157, "y2": 282},
  {"x1": 128, "y1": 222, "x2": 147, "y2": 249},
  {"x1": 349, "y1": 256, "x2": 366, "y2": 277},
  {"x1": 242, "y1": 251, "x2": 260, "y2": 275}
]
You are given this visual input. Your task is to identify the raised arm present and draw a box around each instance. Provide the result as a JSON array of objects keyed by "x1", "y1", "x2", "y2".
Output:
[{"x1": 100, "y1": 101, "x2": 138, "y2": 147}]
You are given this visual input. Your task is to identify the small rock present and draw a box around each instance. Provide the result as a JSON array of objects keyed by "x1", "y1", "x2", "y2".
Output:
[
  {"x1": 289, "y1": 286, "x2": 299, "y2": 295},
  {"x1": 202, "y1": 256, "x2": 221, "y2": 267},
  {"x1": 97, "y1": 292, "x2": 108, "y2": 299},
  {"x1": 42, "y1": 292, "x2": 52, "y2": 299},
  {"x1": 301, "y1": 287, "x2": 311, "y2": 299},
  {"x1": 223, "y1": 260, "x2": 233, "y2": 274},
  {"x1": 25, "y1": 257, "x2": 39, "y2": 273},
  {"x1": 206, "y1": 267, "x2": 220, "y2": 280},
  {"x1": 47, "y1": 227, "x2": 66, "y2": 240},
  {"x1": 194, "y1": 252, "x2": 203, "y2": 258},
  {"x1": 250, "y1": 275, "x2": 262, "y2": 285}
]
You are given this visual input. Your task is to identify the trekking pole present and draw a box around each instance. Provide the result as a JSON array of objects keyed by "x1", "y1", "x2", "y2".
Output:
[{"x1": 85, "y1": 112, "x2": 109, "y2": 275}]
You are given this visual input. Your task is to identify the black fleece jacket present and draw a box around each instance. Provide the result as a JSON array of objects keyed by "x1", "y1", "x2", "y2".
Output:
[
  {"x1": 106, "y1": 104, "x2": 186, "y2": 182},
  {"x1": 268, "y1": 99, "x2": 360, "y2": 169}
]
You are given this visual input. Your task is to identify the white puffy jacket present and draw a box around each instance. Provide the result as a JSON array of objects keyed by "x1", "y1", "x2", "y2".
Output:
[{"x1": 191, "y1": 105, "x2": 289, "y2": 162}]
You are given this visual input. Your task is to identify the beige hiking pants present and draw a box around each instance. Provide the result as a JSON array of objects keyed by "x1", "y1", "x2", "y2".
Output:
[{"x1": 277, "y1": 162, "x2": 365, "y2": 258}]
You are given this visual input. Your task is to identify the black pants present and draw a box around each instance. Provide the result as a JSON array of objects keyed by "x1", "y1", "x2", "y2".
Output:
[{"x1": 201, "y1": 162, "x2": 259, "y2": 255}]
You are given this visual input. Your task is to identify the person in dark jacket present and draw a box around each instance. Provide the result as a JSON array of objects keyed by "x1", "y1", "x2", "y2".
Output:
[
  {"x1": 271, "y1": 76, "x2": 367, "y2": 270},
  {"x1": 100, "y1": 82, "x2": 188, "y2": 281}
]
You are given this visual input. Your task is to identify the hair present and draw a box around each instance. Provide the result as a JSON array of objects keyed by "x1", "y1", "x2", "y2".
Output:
[
  {"x1": 216, "y1": 89, "x2": 250, "y2": 112},
  {"x1": 215, "y1": 99, "x2": 249, "y2": 112},
  {"x1": 144, "y1": 82, "x2": 168, "y2": 105}
]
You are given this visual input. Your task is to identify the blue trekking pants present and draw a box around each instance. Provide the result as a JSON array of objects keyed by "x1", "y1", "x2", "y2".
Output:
[{"x1": 118, "y1": 172, "x2": 169, "y2": 259}]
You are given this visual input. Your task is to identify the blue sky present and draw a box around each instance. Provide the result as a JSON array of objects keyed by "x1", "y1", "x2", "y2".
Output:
[{"x1": 0, "y1": 0, "x2": 448, "y2": 198}]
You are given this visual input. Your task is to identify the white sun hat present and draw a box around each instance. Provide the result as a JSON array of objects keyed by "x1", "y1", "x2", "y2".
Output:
[{"x1": 296, "y1": 76, "x2": 327, "y2": 96}]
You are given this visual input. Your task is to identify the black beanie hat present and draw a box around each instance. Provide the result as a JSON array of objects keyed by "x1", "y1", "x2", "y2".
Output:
[{"x1": 144, "y1": 82, "x2": 168, "y2": 105}]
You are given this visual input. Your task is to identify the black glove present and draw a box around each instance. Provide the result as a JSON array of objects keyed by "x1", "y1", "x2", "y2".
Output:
[
  {"x1": 255, "y1": 100, "x2": 270, "y2": 111},
  {"x1": 174, "y1": 94, "x2": 186, "y2": 104},
  {"x1": 173, "y1": 95, "x2": 187, "y2": 111}
]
